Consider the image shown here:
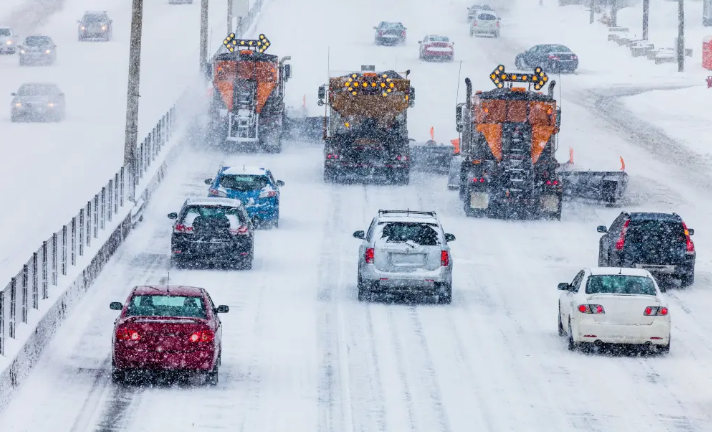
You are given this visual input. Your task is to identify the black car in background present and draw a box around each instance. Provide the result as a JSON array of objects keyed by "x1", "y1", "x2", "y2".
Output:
[
  {"x1": 597, "y1": 212, "x2": 696, "y2": 287},
  {"x1": 169, "y1": 198, "x2": 255, "y2": 270},
  {"x1": 19, "y1": 36, "x2": 57, "y2": 66},
  {"x1": 515, "y1": 44, "x2": 579, "y2": 73},
  {"x1": 78, "y1": 11, "x2": 113, "y2": 41},
  {"x1": 11, "y1": 83, "x2": 66, "y2": 122},
  {"x1": 374, "y1": 22, "x2": 407, "y2": 45}
]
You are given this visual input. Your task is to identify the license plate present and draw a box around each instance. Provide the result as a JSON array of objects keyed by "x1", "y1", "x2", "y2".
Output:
[
  {"x1": 635, "y1": 264, "x2": 675, "y2": 273},
  {"x1": 390, "y1": 253, "x2": 426, "y2": 266},
  {"x1": 470, "y1": 192, "x2": 489, "y2": 209}
]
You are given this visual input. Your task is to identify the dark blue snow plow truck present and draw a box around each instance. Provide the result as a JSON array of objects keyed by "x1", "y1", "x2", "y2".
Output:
[{"x1": 450, "y1": 65, "x2": 628, "y2": 219}]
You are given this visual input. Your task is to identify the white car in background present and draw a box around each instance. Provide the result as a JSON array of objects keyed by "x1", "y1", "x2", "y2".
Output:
[
  {"x1": 418, "y1": 35, "x2": 454, "y2": 62},
  {"x1": 557, "y1": 267, "x2": 671, "y2": 353},
  {"x1": 470, "y1": 10, "x2": 500, "y2": 38},
  {"x1": 0, "y1": 26, "x2": 18, "y2": 54}
]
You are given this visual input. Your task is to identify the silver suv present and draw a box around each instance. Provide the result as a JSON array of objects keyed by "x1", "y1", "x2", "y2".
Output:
[{"x1": 352, "y1": 210, "x2": 455, "y2": 303}]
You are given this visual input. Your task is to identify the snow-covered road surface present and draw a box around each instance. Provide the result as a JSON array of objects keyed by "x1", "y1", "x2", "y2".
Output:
[{"x1": 3, "y1": 0, "x2": 712, "y2": 430}]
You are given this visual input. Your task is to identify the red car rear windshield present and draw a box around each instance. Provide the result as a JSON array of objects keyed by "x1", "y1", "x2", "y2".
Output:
[{"x1": 126, "y1": 295, "x2": 207, "y2": 318}]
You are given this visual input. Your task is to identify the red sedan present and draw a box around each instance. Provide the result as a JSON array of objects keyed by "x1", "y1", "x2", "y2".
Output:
[
  {"x1": 110, "y1": 285, "x2": 229, "y2": 385},
  {"x1": 418, "y1": 35, "x2": 454, "y2": 61}
]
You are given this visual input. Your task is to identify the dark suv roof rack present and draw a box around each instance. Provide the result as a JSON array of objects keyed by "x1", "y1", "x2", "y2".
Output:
[{"x1": 378, "y1": 209, "x2": 437, "y2": 218}]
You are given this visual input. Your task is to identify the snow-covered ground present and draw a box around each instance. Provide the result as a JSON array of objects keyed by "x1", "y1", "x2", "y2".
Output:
[
  {"x1": 0, "y1": 0, "x2": 228, "y2": 285},
  {"x1": 2, "y1": 0, "x2": 712, "y2": 430}
]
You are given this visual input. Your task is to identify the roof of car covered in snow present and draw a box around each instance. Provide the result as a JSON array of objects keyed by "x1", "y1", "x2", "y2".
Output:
[
  {"x1": 587, "y1": 267, "x2": 656, "y2": 277},
  {"x1": 376, "y1": 210, "x2": 439, "y2": 224},
  {"x1": 131, "y1": 285, "x2": 204, "y2": 296},
  {"x1": 184, "y1": 197, "x2": 243, "y2": 207},
  {"x1": 220, "y1": 166, "x2": 268, "y2": 176}
]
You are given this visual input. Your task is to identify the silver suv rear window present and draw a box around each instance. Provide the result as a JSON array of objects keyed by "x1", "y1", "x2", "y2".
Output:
[{"x1": 378, "y1": 222, "x2": 440, "y2": 246}]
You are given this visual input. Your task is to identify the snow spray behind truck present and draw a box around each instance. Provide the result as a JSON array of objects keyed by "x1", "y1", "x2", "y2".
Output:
[
  {"x1": 206, "y1": 33, "x2": 292, "y2": 153},
  {"x1": 316, "y1": 65, "x2": 415, "y2": 184},
  {"x1": 453, "y1": 65, "x2": 627, "y2": 220}
]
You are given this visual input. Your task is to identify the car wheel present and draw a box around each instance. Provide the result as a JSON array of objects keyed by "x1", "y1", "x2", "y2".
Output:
[
  {"x1": 515, "y1": 56, "x2": 524, "y2": 69},
  {"x1": 680, "y1": 272, "x2": 694, "y2": 287},
  {"x1": 469, "y1": 30, "x2": 474, "y2": 37},
  {"x1": 11, "y1": 113, "x2": 19, "y2": 123},
  {"x1": 206, "y1": 367, "x2": 219, "y2": 386},
  {"x1": 238, "y1": 252, "x2": 253, "y2": 270},
  {"x1": 567, "y1": 321, "x2": 576, "y2": 351},
  {"x1": 171, "y1": 255, "x2": 185, "y2": 269},
  {"x1": 494, "y1": 31, "x2": 500, "y2": 38},
  {"x1": 658, "y1": 337, "x2": 671, "y2": 354},
  {"x1": 558, "y1": 305, "x2": 566, "y2": 337},
  {"x1": 437, "y1": 283, "x2": 452, "y2": 304},
  {"x1": 112, "y1": 369, "x2": 125, "y2": 384},
  {"x1": 324, "y1": 166, "x2": 337, "y2": 183},
  {"x1": 357, "y1": 274, "x2": 370, "y2": 301}
]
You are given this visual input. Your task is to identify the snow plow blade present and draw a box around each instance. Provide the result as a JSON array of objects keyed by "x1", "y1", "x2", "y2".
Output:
[
  {"x1": 284, "y1": 115, "x2": 325, "y2": 142},
  {"x1": 411, "y1": 144, "x2": 454, "y2": 174},
  {"x1": 560, "y1": 171, "x2": 628, "y2": 204}
]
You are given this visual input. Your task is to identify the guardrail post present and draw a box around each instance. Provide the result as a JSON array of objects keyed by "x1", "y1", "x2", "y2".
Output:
[
  {"x1": 61, "y1": 225, "x2": 67, "y2": 276},
  {"x1": 71, "y1": 217, "x2": 77, "y2": 266},
  {"x1": 79, "y1": 209, "x2": 85, "y2": 257},
  {"x1": 139, "y1": 142, "x2": 145, "y2": 178},
  {"x1": 32, "y1": 252, "x2": 38, "y2": 309},
  {"x1": 107, "y1": 180, "x2": 113, "y2": 223},
  {"x1": 9, "y1": 278, "x2": 16, "y2": 338},
  {"x1": 0, "y1": 290, "x2": 4, "y2": 355},
  {"x1": 120, "y1": 167, "x2": 125, "y2": 207},
  {"x1": 115, "y1": 173, "x2": 119, "y2": 214},
  {"x1": 101, "y1": 188, "x2": 106, "y2": 230},
  {"x1": 42, "y1": 241, "x2": 48, "y2": 299},
  {"x1": 52, "y1": 233, "x2": 57, "y2": 285},
  {"x1": 93, "y1": 195, "x2": 99, "y2": 239},
  {"x1": 21, "y1": 264, "x2": 28, "y2": 323}
]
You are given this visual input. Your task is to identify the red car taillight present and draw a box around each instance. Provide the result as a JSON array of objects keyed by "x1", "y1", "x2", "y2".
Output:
[
  {"x1": 189, "y1": 330, "x2": 215, "y2": 342},
  {"x1": 548, "y1": 55, "x2": 560, "y2": 60},
  {"x1": 644, "y1": 306, "x2": 668, "y2": 316},
  {"x1": 174, "y1": 223, "x2": 193, "y2": 234},
  {"x1": 682, "y1": 222, "x2": 695, "y2": 254},
  {"x1": 496, "y1": 21, "x2": 500, "y2": 27},
  {"x1": 229, "y1": 225, "x2": 250, "y2": 235},
  {"x1": 472, "y1": 22, "x2": 477, "y2": 26},
  {"x1": 401, "y1": 31, "x2": 405, "y2": 36},
  {"x1": 578, "y1": 304, "x2": 605, "y2": 314},
  {"x1": 365, "y1": 248, "x2": 374, "y2": 264},
  {"x1": 327, "y1": 154, "x2": 340, "y2": 159},
  {"x1": 545, "y1": 180, "x2": 559, "y2": 185},
  {"x1": 441, "y1": 250, "x2": 449, "y2": 266},
  {"x1": 116, "y1": 327, "x2": 140, "y2": 341},
  {"x1": 615, "y1": 219, "x2": 630, "y2": 250},
  {"x1": 396, "y1": 155, "x2": 408, "y2": 161},
  {"x1": 472, "y1": 177, "x2": 486, "y2": 183},
  {"x1": 378, "y1": 31, "x2": 383, "y2": 36},
  {"x1": 209, "y1": 188, "x2": 220, "y2": 196}
]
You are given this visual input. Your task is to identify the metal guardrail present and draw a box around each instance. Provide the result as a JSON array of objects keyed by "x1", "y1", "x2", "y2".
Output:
[{"x1": 0, "y1": 95, "x2": 185, "y2": 356}]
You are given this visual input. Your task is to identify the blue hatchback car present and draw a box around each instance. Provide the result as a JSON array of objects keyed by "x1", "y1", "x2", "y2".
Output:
[{"x1": 205, "y1": 166, "x2": 284, "y2": 228}]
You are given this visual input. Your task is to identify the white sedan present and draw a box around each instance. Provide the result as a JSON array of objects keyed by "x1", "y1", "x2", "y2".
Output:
[
  {"x1": 418, "y1": 35, "x2": 454, "y2": 61},
  {"x1": 557, "y1": 267, "x2": 670, "y2": 353}
]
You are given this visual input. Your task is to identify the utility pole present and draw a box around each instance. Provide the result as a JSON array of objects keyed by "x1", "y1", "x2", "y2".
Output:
[
  {"x1": 590, "y1": 0, "x2": 594, "y2": 24},
  {"x1": 611, "y1": 0, "x2": 618, "y2": 27},
  {"x1": 642, "y1": 0, "x2": 649, "y2": 39},
  {"x1": 124, "y1": 0, "x2": 143, "y2": 202},
  {"x1": 227, "y1": 0, "x2": 233, "y2": 34},
  {"x1": 678, "y1": 0, "x2": 685, "y2": 72},
  {"x1": 200, "y1": 0, "x2": 209, "y2": 71}
]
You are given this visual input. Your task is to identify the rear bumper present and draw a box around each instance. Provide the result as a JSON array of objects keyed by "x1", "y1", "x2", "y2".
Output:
[
  {"x1": 360, "y1": 264, "x2": 451, "y2": 287},
  {"x1": 574, "y1": 319, "x2": 670, "y2": 345},
  {"x1": 244, "y1": 203, "x2": 278, "y2": 221},
  {"x1": 551, "y1": 60, "x2": 578, "y2": 71},
  {"x1": 114, "y1": 346, "x2": 217, "y2": 371},
  {"x1": 376, "y1": 36, "x2": 403, "y2": 44},
  {"x1": 423, "y1": 50, "x2": 453, "y2": 58},
  {"x1": 172, "y1": 238, "x2": 252, "y2": 261},
  {"x1": 19, "y1": 53, "x2": 53, "y2": 62},
  {"x1": 0, "y1": 46, "x2": 16, "y2": 54}
]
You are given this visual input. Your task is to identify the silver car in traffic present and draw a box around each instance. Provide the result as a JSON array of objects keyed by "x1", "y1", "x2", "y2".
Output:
[{"x1": 353, "y1": 210, "x2": 455, "y2": 303}]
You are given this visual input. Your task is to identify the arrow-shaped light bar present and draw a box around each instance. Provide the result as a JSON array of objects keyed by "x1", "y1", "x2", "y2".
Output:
[
  {"x1": 344, "y1": 72, "x2": 398, "y2": 97},
  {"x1": 223, "y1": 33, "x2": 271, "y2": 53},
  {"x1": 489, "y1": 64, "x2": 549, "y2": 91}
]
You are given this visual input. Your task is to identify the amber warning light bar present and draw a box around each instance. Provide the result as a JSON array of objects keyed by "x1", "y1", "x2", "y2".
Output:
[
  {"x1": 223, "y1": 33, "x2": 271, "y2": 53},
  {"x1": 489, "y1": 64, "x2": 548, "y2": 91}
]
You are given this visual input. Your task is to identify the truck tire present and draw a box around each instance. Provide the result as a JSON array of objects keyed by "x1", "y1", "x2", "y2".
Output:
[
  {"x1": 392, "y1": 168, "x2": 409, "y2": 185},
  {"x1": 357, "y1": 274, "x2": 370, "y2": 301},
  {"x1": 324, "y1": 166, "x2": 337, "y2": 183},
  {"x1": 437, "y1": 283, "x2": 452, "y2": 304},
  {"x1": 680, "y1": 272, "x2": 695, "y2": 288}
]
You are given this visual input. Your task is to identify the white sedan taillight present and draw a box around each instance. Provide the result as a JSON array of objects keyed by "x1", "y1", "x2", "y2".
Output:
[
  {"x1": 644, "y1": 306, "x2": 668, "y2": 316},
  {"x1": 578, "y1": 304, "x2": 604, "y2": 314}
]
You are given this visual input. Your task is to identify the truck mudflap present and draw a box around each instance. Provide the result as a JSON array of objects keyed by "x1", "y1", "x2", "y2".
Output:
[
  {"x1": 560, "y1": 170, "x2": 628, "y2": 204},
  {"x1": 284, "y1": 115, "x2": 325, "y2": 142},
  {"x1": 411, "y1": 144, "x2": 455, "y2": 174},
  {"x1": 447, "y1": 155, "x2": 464, "y2": 190}
]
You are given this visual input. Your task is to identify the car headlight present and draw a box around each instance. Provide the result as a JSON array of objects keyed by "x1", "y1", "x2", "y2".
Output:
[
  {"x1": 80, "y1": 26, "x2": 86, "y2": 30},
  {"x1": 6, "y1": 40, "x2": 11, "y2": 45},
  {"x1": 14, "y1": 103, "x2": 21, "y2": 107},
  {"x1": 48, "y1": 102, "x2": 55, "y2": 107},
  {"x1": 20, "y1": 50, "x2": 25, "y2": 54},
  {"x1": 101, "y1": 25, "x2": 107, "y2": 30},
  {"x1": 45, "y1": 50, "x2": 50, "y2": 54}
]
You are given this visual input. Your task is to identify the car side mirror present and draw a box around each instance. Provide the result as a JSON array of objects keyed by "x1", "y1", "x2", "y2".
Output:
[
  {"x1": 168, "y1": 212, "x2": 178, "y2": 219},
  {"x1": 251, "y1": 215, "x2": 259, "y2": 225},
  {"x1": 418, "y1": 41, "x2": 422, "y2": 44},
  {"x1": 557, "y1": 283, "x2": 570, "y2": 291},
  {"x1": 204, "y1": 178, "x2": 213, "y2": 185},
  {"x1": 445, "y1": 233, "x2": 456, "y2": 242},
  {"x1": 353, "y1": 230, "x2": 365, "y2": 239},
  {"x1": 373, "y1": 26, "x2": 378, "y2": 29},
  {"x1": 10, "y1": 93, "x2": 16, "y2": 96},
  {"x1": 597, "y1": 225, "x2": 607, "y2": 233},
  {"x1": 216, "y1": 305, "x2": 229, "y2": 313},
  {"x1": 276, "y1": 180, "x2": 285, "y2": 187},
  {"x1": 110, "y1": 302, "x2": 123, "y2": 310},
  {"x1": 688, "y1": 228, "x2": 694, "y2": 235}
]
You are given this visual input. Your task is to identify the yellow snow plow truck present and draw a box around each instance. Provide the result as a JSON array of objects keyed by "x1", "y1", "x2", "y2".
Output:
[
  {"x1": 452, "y1": 65, "x2": 628, "y2": 219},
  {"x1": 316, "y1": 65, "x2": 415, "y2": 184}
]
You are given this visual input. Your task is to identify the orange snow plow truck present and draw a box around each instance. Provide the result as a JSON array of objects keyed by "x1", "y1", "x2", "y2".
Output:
[
  {"x1": 453, "y1": 65, "x2": 628, "y2": 220},
  {"x1": 206, "y1": 33, "x2": 292, "y2": 153}
]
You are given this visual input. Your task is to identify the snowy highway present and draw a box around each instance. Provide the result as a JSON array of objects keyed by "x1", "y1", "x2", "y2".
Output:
[{"x1": 3, "y1": 0, "x2": 712, "y2": 430}]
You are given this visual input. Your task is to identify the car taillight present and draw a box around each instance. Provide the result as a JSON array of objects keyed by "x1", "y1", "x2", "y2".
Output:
[
  {"x1": 441, "y1": 250, "x2": 449, "y2": 266},
  {"x1": 496, "y1": 21, "x2": 500, "y2": 27},
  {"x1": 396, "y1": 155, "x2": 408, "y2": 161},
  {"x1": 472, "y1": 22, "x2": 477, "y2": 26},
  {"x1": 327, "y1": 154, "x2": 340, "y2": 159},
  {"x1": 545, "y1": 180, "x2": 559, "y2": 186},
  {"x1": 209, "y1": 188, "x2": 219, "y2": 196},
  {"x1": 572, "y1": 55, "x2": 578, "y2": 60},
  {"x1": 189, "y1": 330, "x2": 215, "y2": 342},
  {"x1": 472, "y1": 177, "x2": 486, "y2": 183},
  {"x1": 644, "y1": 306, "x2": 668, "y2": 316},
  {"x1": 365, "y1": 248, "x2": 374, "y2": 264},
  {"x1": 548, "y1": 55, "x2": 560, "y2": 60},
  {"x1": 116, "y1": 328, "x2": 140, "y2": 341},
  {"x1": 174, "y1": 223, "x2": 194, "y2": 234},
  {"x1": 378, "y1": 31, "x2": 383, "y2": 36},
  {"x1": 259, "y1": 190, "x2": 278, "y2": 198},
  {"x1": 578, "y1": 304, "x2": 605, "y2": 314},
  {"x1": 401, "y1": 31, "x2": 405, "y2": 36},
  {"x1": 615, "y1": 219, "x2": 630, "y2": 250},
  {"x1": 682, "y1": 222, "x2": 695, "y2": 254},
  {"x1": 229, "y1": 225, "x2": 250, "y2": 235}
]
